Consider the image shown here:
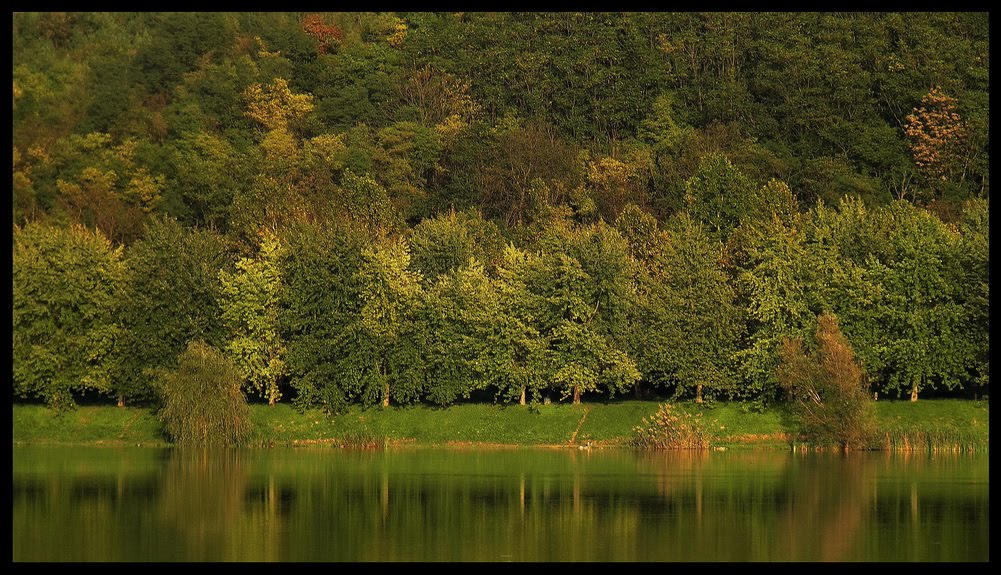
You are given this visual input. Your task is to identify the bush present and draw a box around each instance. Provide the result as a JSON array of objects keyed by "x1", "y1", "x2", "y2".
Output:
[
  {"x1": 156, "y1": 341, "x2": 251, "y2": 446},
  {"x1": 775, "y1": 313, "x2": 876, "y2": 450},
  {"x1": 631, "y1": 403, "x2": 712, "y2": 449}
]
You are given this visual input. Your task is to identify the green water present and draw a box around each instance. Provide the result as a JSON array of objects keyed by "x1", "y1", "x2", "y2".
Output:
[{"x1": 12, "y1": 446, "x2": 989, "y2": 562}]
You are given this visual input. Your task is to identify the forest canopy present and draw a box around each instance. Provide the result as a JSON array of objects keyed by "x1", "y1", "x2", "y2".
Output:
[{"x1": 12, "y1": 12, "x2": 989, "y2": 411}]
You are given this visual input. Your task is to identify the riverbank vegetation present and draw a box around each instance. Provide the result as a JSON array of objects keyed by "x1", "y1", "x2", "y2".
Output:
[
  {"x1": 12, "y1": 400, "x2": 989, "y2": 451},
  {"x1": 13, "y1": 13, "x2": 989, "y2": 448}
]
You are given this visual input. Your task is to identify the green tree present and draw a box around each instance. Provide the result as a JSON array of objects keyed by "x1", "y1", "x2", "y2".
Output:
[
  {"x1": 279, "y1": 220, "x2": 366, "y2": 413},
  {"x1": 957, "y1": 198, "x2": 989, "y2": 396},
  {"x1": 339, "y1": 169, "x2": 400, "y2": 233},
  {"x1": 807, "y1": 198, "x2": 972, "y2": 401},
  {"x1": 684, "y1": 153, "x2": 757, "y2": 238},
  {"x1": 498, "y1": 237, "x2": 639, "y2": 405},
  {"x1": 355, "y1": 237, "x2": 425, "y2": 407},
  {"x1": 488, "y1": 245, "x2": 551, "y2": 405},
  {"x1": 163, "y1": 130, "x2": 254, "y2": 230},
  {"x1": 416, "y1": 260, "x2": 496, "y2": 405},
  {"x1": 729, "y1": 211, "x2": 847, "y2": 401},
  {"x1": 855, "y1": 201, "x2": 969, "y2": 401},
  {"x1": 408, "y1": 208, "x2": 506, "y2": 284},
  {"x1": 13, "y1": 223, "x2": 125, "y2": 409},
  {"x1": 615, "y1": 206, "x2": 740, "y2": 402},
  {"x1": 114, "y1": 217, "x2": 232, "y2": 405},
  {"x1": 219, "y1": 231, "x2": 286, "y2": 405}
]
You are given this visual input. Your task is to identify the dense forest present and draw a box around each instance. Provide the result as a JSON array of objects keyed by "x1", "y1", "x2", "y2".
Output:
[{"x1": 12, "y1": 12, "x2": 989, "y2": 413}]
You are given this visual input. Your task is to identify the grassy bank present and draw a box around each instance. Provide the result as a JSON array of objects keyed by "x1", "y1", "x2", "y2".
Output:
[{"x1": 12, "y1": 399, "x2": 988, "y2": 451}]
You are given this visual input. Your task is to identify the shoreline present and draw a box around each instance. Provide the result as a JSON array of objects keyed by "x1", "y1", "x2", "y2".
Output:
[{"x1": 13, "y1": 399, "x2": 988, "y2": 451}]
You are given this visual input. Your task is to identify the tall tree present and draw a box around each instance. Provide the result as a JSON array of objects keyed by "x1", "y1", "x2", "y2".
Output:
[
  {"x1": 219, "y1": 230, "x2": 286, "y2": 405},
  {"x1": 13, "y1": 223, "x2": 125, "y2": 409},
  {"x1": 114, "y1": 217, "x2": 233, "y2": 405},
  {"x1": 279, "y1": 220, "x2": 366, "y2": 413},
  {"x1": 355, "y1": 237, "x2": 425, "y2": 407}
]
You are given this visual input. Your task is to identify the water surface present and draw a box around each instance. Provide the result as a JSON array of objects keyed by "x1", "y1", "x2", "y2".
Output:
[{"x1": 12, "y1": 446, "x2": 989, "y2": 561}]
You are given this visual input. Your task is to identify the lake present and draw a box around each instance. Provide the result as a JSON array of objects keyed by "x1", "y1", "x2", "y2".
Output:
[{"x1": 12, "y1": 446, "x2": 989, "y2": 562}]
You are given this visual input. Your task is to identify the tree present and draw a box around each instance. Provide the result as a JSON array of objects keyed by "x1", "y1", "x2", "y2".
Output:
[
  {"x1": 584, "y1": 152, "x2": 650, "y2": 222},
  {"x1": 660, "y1": 213, "x2": 741, "y2": 402},
  {"x1": 156, "y1": 340, "x2": 251, "y2": 446},
  {"x1": 279, "y1": 220, "x2": 366, "y2": 413},
  {"x1": 904, "y1": 86, "x2": 970, "y2": 194},
  {"x1": 13, "y1": 223, "x2": 125, "y2": 409},
  {"x1": 164, "y1": 130, "x2": 254, "y2": 230},
  {"x1": 776, "y1": 312, "x2": 875, "y2": 450},
  {"x1": 857, "y1": 202, "x2": 968, "y2": 401},
  {"x1": 397, "y1": 63, "x2": 478, "y2": 128},
  {"x1": 243, "y1": 77, "x2": 315, "y2": 133},
  {"x1": 114, "y1": 217, "x2": 232, "y2": 405},
  {"x1": 373, "y1": 120, "x2": 444, "y2": 219},
  {"x1": 729, "y1": 211, "x2": 846, "y2": 402},
  {"x1": 489, "y1": 245, "x2": 552, "y2": 405},
  {"x1": 684, "y1": 153, "x2": 757, "y2": 238},
  {"x1": 615, "y1": 207, "x2": 740, "y2": 402},
  {"x1": 355, "y1": 237, "x2": 425, "y2": 407},
  {"x1": 219, "y1": 231, "x2": 286, "y2": 405},
  {"x1": 498, "y1": 236, "x2": 639, "y2": 405},
  {"x1": 808, "y1": 198, "x2": 972, "y2": 401},
  {"x1": 416, "y1": 260, "x2": 496, "y2": 405},
  {"x1": 301, "y1": 14, "x2": 343, "y2": 55},
  {"x1": 339, "y1": 169, "x2": 401, "y2": 233},
  {"x1": 408, "y1": 208, "x2": 506, "y2": 284},
  {"x1": 478, "y1": 119, "x2": 583, "y2": 227},
  {"x1": 956, "y1": 198, "x2": 989, "y2": 397}
]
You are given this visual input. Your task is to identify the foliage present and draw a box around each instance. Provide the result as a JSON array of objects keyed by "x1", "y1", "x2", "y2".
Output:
[
  {"x1": 219, "y1": 230, "x2": 286, "y2": 405},
  {"x1": 9, "y1": 12, "x2": 992, "y2": 413},
  {"x1": 13, "y1": 223, "x2": 125, "y2": 410},
  {"x1": 155, "y1": 340, "x2": 251, "y2": 446},
  {"x1": 114, "y1": 217, "x2": 232, "y2": 404},
  {"x1": 408, "y1": 208, "x2": 505, "y2": 282},
  {"x1": 279, "y1": 219, "x2": 366, "y2": 413},
  {"x1": 684, "y1": 153, "x2": 757, "y2": 238},
  {"x1": 244, "y1": 77, "x2": 315, "y2": 132},
  {"x1": 301, "y1": 14, "x2": 343, "y2": 55},
  {"x1": 354, "y1": 237, "x2": 425, "y2": 407},
  {"x1": 616, "y1": 205, "x2": 742, "y2": 402},
  {"x1": 904, "y1": 86, "x2": 970, "y2": 192},
  {"x1": 815, "y1": 199, "x2": 972, "y2": 400},
  {"x1": 631, "y1": 403, "x2": 713, "y2": 449},
  {"x1": 775, "y1": 313, "x2": 876, "y2": 450}
]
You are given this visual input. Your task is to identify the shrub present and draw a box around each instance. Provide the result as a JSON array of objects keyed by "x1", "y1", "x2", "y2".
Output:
[
  {"x1": 156, "y1": 341, "x2": 251, "y2": 446},
  {"x1": 631, "y1": 403, "x2": 712, "y2": 449},
  {"x1": 775, "y1": 312, "x2": 876, "y2": 450}
]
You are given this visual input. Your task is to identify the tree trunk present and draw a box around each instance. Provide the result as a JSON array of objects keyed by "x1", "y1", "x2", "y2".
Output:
[
  {"x1": 910, "y1": 383, "x2": 919, "y2": 402},
  {"x1": 116, "y1": 395, "x2": 125, "y2": 408},
  {"x1": 380, "y1": 360, "x2": 390, "y2": 408},
  {"x1": 573, "y1": 385, "x2": 581, "y2": 405},
  {"x1": 269, "y1": 396, "x2": 276, "y2": 407},
  {"x1": 695, "y1": 383, "x2": 703, "y2": 404},
  {"x1": 519, "y1": 386, "x2": 526, "y2": 406}
]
